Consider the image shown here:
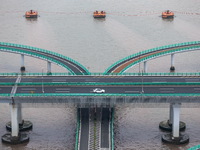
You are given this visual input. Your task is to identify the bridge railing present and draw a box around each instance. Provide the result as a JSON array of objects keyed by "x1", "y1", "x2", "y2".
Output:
[
  {"x1": 0, "y1": 42, "x2": 90, "y2": 75},
  {"x1": 110, "y1": 108, "x2": 114, "y2": 150},
  {"x1": 1, "y1": 72, "x2": 200, "y2": 76},
  {"x1": 0, "y1": 93, "x2": 199, "y2": 97},
  {"x1": 104, "y1": 41, "x2": 200, "y2": 74},
  {"x1": 75, "y1": 109, "x2": 80, "y2": 150},
  {"x1": 1, "y1": 82, "x2": 200, "y2": 86}
]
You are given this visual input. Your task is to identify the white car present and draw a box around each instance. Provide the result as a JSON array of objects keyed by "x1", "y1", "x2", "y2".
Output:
[{"x1": 93, "y1": 88, "x2": 105, "y2": 93}]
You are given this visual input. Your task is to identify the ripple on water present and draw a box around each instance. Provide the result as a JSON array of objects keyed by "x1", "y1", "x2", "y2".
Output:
[{"x1": 114, "y1": 106, "x2": 200, "y2": 150}]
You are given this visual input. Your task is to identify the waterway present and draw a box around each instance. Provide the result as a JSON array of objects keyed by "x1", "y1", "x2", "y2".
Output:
[{"x1": 0, "y1": 0, "x2": 200, "y2": 149}]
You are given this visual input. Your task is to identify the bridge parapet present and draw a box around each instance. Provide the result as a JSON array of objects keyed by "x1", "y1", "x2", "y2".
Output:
[{"x1": 1, "y1": 72, "x2": 200, "y2": 76}]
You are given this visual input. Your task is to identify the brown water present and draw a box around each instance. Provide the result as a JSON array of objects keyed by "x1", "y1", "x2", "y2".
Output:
[{"x1": 0, "y1": 0, "x2": 200, "y2": 149}]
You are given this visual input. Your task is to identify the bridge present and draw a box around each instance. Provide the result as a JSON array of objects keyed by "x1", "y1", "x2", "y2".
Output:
[
  {"x1": 0, "y1": 42, "x2": 90, "y2": 75},
  {"x1": 105, "y1": 41, "x2": 200, "y2": 74},
  {"x1": 0, "y1": 41, "x2": 200, "y2": 149}
]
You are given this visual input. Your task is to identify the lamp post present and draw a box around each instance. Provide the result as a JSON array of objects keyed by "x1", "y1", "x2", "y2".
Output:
[
  {"x1": 42, "y1": 69, "x2": 44, "y2": 93},
  {"x1": 141, "y1": 70, "x2": 144, "y2": 94},
  {"x1": 139, "y1": 52, "x2": 141, "y2": 74}
]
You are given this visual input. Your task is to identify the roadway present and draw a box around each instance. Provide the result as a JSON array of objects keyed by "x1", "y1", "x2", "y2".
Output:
[
  {"x1": 1, "y1": 75, "x2": 200, "y2": 104},
  {"x1": 79, "y1": 108, "x2": 111, "y2": 150},
  {"x1": 0, "y1": 76, "x2": 200, "y2": 94}
]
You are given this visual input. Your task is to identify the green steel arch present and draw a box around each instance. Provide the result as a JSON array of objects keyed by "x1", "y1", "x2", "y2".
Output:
[
  {"x1": 104, "y1": 41, "x2": 200, "y2": 75},
  {"x1": 0, "y1": 42, "x2": 90, "y2": 75}
]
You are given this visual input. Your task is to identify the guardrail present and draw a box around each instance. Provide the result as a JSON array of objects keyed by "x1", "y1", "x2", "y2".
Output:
[
  {"x1": 0, "y1": 72, "x2": 200, "y2": 76},
  {"x1": 0, "y1": 42, "x2": 90, "y2": 75},
  {"x1": 104, "y1": 41, "x2": 200, "y2": 74},
  {"x1": 1, "y1": 93, "x2": 200, "y2": 97},
  {"x1": 1, "y1": 82, "x2": 200, "y2": 86},
  {"x1": 110, "y1": 108, "x2": 114, "y2": 150},
  {"x1": 75, "y1": 109, "x2": 80, "y2": 150}
]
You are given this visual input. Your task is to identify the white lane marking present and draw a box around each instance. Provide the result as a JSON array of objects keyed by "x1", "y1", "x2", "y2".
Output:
[
  {"x1": 125, "y1": 91, "x2": 140, "y2": 93},
  {"x1": 185, "y1": 79, "x2": 199, "y2": 82},
  {"x1": 194, "y1": 88, "x2": 200, "y2": 90},
  {"x1": 55, "y1": 88, "x2": 70, "y2": 90},
  {"x1": 52, "y1": 80, "x2": 66, "y2": 82},
  {"x1": 21, "y1": 88, "x2": 36, "y2": 90},
  {"x1": 55, "y1": 91, "x2": 70, "y2": 93},
  {"x1": 160, "y1": 91, "x2": 175, "y2": 93},
  {"x1": 160, "y1": 88, "x2": 174, "y2": 90}
]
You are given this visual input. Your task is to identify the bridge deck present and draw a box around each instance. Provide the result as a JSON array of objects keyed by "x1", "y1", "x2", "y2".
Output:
[
  {"x1": 105, "y1": 42, "x2": 200, "y2": 74},
  {"x1": 1, "y1": 75, "x2": 200, "y2": 105},
  {"x1": 0, "y1": 43, "x2": 89, "y2": 75}
]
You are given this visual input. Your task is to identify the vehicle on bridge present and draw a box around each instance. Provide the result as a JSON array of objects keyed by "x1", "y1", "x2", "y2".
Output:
[
  {"x1": 162, "y1": 10, "x2": 174, "y2": 18},
  {"x1": 93, "y1": 88, "x2": 105, "y2": 93},
  {"x1": 25, "y1": 10, "x2": 38, "y2": 18},
  {"x1": 93, "y1": 11, "x2": 106, "y2": 18}
]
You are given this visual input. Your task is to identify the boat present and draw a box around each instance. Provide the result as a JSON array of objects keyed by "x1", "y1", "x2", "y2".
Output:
[
  {"x1": 25, "y1": 10, "x2": 38, "y2": 18},
  {"x1": 93, "y1": 11, "x2": 106, "y2": 18},
  {"x1": 162, "y1": 10, "x2": 174, "y2": 18}
]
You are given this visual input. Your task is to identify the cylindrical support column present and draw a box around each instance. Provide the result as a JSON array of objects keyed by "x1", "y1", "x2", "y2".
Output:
[
  {"x1": 144, "y1": 61, "x2": 147, "y2": 73},
  {"x1": 169, "y1": 103, "x2": 173, "y2": 125},
  {"x1": 10, "y1": 103, "x2": 19, "y2": 137},
  {"x1": 172, "y1": 103, "x2": 181, "y2": 138},
  {"x1": 47, "y1": 61, "x2": 51, "y2": 73},
  {"x1": 170, "y1": 54, "x2": 175, "y2": 71},
  {"x1": 162, "y1": 103, "x2": 189, "y2": 144},
  {"x1": 159, "y1": 103, "x2": 186, "y2": 132},
  {"x1": 2, "y1": 104, "x2": 30, "y2": 144},
  {"x1": 17, "y1": 103, "x2": 23, "y2": 125},
  {"x1": 21, "y1": 54, "x2": 25, "y2": 67},
  {"x1": 20, "y1": 54, "x2": 25, "y2": 71}
]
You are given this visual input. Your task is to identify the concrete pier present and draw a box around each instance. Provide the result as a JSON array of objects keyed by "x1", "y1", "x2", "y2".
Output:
[
  {"x1": 144, "y1": 61, "x2": 147, "y2": 73},
  {"x1": 47, "y1": 61, "x2": 51, "y2": 73},
  {"x1": 159, "y1": 103, "x2": 186, "y2": 131},
  {"x1": 170, "y1": 54, "x2": 175, "y2": 71},
  {"x1": 2, "y1": 103, "x2": 29, "y2": 144},
  {"x1": 162, "y1": 103, "x2": 189, "y2": 144},
  {"x1": 20, "y1": 54, "x2": 25, "y2": 71},
  {"x1": 6, "y1": 104, "x2": 33, "y2": 131}
]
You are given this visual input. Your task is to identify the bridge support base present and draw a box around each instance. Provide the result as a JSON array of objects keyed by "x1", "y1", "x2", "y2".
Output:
[
  {"x1": 20, "y1": 66, "x2": 25, "y2": 72},
  {"x1": 159, "y1": 120, "x2": 186, "y2": 131},
  {"x1": 159, "y1": 103, "x2": 186, "y2": 131},
  {"x1": 170, "y1": 66, "x2": 175, "y2": 71},
  {"x1": 2, "y1": 132, "x2": 29, "y2": 144},
  {"x1": 162, "y1": 133, "x2": 189, "y2": 144},
  {"x1": 161, "y1": 103, "x2": 189, "y2": 144},
  {"x1": 6, "y1": 120, "x2": 33, "y2": 132}
]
